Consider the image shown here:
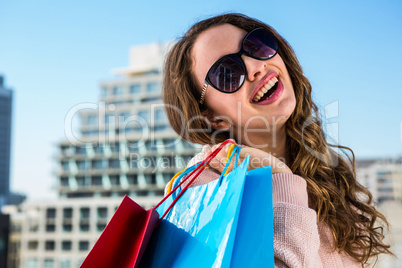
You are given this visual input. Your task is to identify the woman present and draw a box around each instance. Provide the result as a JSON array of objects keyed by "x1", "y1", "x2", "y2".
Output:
[{"x1": 162, "y1": 13, "x2": 392, "y2": 267}]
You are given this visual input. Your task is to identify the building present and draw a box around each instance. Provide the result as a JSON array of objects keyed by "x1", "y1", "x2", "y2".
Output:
[
  {"x1": 16, "y1": 197, "x2": 159, "y2": 268},
  {"x1": 12, "y1": 43, "x2": 202, "y2": 268},
  {"x1": 0, "y1": 76, "x2": 13, "y2": 208},
  {"x1": 356, "y1": 158, "x2": 402, "y2": 267},
  {"x1": 356, "y1": 157, "x2": 402, "y2": 204}
]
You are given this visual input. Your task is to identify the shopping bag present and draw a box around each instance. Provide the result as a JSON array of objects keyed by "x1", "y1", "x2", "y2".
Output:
[
  {"x1": 231, "y1": 165, "x2": 274, "y2": 267},
  {"x1": 139, "y1": 145, "x2": 274, "y2": 267},
  {"x1": 81, "y1": 141, "x2": 236, "y2": 268},
  {"x1": 80, "y1": 195, "x2": 159, "y2": 268}
]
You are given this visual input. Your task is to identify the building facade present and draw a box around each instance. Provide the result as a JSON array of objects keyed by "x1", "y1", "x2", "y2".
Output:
[
  {"x1": 0, "y1": 76, "x2": 12, "y2": 208},
  {"x1": 16, "y1": 197, "x2": 159, "y2": 268},
  {"x1": 11, "y1": 43, "x2": 202, "y2": 268},
  {"x1": 356, "y1": 157, "x2": 402, "y2": 204}
]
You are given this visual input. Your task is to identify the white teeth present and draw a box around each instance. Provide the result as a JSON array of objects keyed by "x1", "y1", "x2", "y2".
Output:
[{"x1": 252, "y1": 76, "x2": 278, "y2": 102}]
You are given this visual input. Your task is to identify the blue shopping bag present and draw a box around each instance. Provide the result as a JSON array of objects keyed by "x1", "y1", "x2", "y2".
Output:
[{"x1": 140, "y1": 145, "x2": 274, "y2": 267}]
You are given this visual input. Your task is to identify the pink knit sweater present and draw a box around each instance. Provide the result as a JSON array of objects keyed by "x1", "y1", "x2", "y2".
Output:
[{"x1": 167, "y1": 145, "x2": 362, "y2": 268}]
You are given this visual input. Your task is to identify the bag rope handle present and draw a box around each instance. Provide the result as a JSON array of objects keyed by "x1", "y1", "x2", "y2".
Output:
[
  {"x1": 166, "y1": 143, "x2": 236, "y2": 195},
  {"x1": 154, "y1": 140, "x2": 238, "y2": 226}
]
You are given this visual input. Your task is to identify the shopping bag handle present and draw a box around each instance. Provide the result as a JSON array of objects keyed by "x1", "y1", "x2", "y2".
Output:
[
  {"x1": 167, "y1": 143, "x2": 240, "y2": 196},
  {"x1": 219, "y1": 144, "x2": 241, "y2": 185},
  {"x1": 168, "y1": 143, "x2": 240, "y2": 199},
  {"x1": 154, "y1": 140, "x2": 237, "y2": 226}
]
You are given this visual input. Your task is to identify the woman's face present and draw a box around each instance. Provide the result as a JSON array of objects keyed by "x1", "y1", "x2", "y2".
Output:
[{"x1": 192, "y1": 23, "x2": 296, "y2": 145}]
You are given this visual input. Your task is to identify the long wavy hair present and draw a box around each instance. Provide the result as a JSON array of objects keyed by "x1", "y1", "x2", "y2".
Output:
[{"x1": 162, "y1": 13, "x2": 392, "y2": 264}]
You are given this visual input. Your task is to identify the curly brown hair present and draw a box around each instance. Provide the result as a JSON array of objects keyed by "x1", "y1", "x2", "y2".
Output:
[{"x1": 162, "y1": 13, "x2": 393, "y2": 264}]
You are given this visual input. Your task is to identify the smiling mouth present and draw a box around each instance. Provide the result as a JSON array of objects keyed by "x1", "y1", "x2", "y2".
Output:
[{"x1": 252, "y1": 76, "x2": 279, "y2": 103}]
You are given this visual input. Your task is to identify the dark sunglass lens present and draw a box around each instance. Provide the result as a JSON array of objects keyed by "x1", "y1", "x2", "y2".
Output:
[
  {"x1": 243, "y1": 29, "x2": 278, "y2": 59},
  {"x1": 208, "y1": 55, "x2": 245, "y2": 92}
]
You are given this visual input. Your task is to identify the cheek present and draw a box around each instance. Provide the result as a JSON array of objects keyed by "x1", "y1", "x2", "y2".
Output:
[{"x1": 279, "y1": 90, "x2": 297, "y2": 122}]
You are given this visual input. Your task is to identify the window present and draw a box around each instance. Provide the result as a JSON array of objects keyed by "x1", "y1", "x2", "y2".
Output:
[
  {"x1": 46, "y1": 224, "x2": 55, "y2": 232},
  {"x1": 11, "y1": 223, "x2": 22, "y2": 233},
  {"x1": 97, "y1": 207, "x2": 108, "y2": 219},
  {"x1": 142, "y1": 96, "x2": 160, "y2": 103},
  {"x1": 44, "y1": 259, "x2": 54, "y2": 268},
  {"x1": 163, "y1": 139, "x2": 178, "y2": 150},
  {"x1": 104, "y1": 113, "x2": 115, "y2": 125},
  {"x1": 145, "y1": 140, "x2": 157, "y2": 151},
  {"x1": 27, "y1": 241, "x2": 38, "y2": 250},
  {"x1": 46, "y1": 208, "x2": 56, "y2": 219},
  {"x1": 93, "y1": 160, "x2": 107, "y2": 170},
  {"x1": 92, "y1": 176, "x2": 103, "y2": 186},
  {"x1": 101, "y1": 192, "x2": 111, "y2": 197},
  {"x1": 61, "y1": 145, "x2": 71, "y2": 156},
  {"x1": 114, "y1": 101, "x2": 126, "y2": 106},
  {"x1": 76, "y1": 176, "x2": 90, "y2": 186},
  {"x1": 29, "y1": 222, "x2": 39, "y2": 232},
  {"x1": 80, "y1": 208, "x2": 90, "y2": 219},
  {"x1": 166, "y1": 155, "x2": 175, "y2": 167},
  {"x1": 77, "y1": 160, "x2": 90, "y2": 171},
  {"x1": 137, "y1": 191, "x2": 148, "y2": 197},
  {"x1": 101, "y1": 86, "x2": 108, "y2": 97},
  {"x1": 10, "y1": 241, "x2": 20, "y2": 254},
  {"x1": 62, "y1": 224, "x2": 72, "y2": 232},
  {"x1": 119, "y1": 112, "x2": 131, "y2": 123},
  {"x1": 87, "y1": 114, "x2": 98, "y2": 125},
  {"x1": 94, "y1": 145, "x2": 104, "y2": 154},
  {"x1": 154, "y1": 109, "x2": 167, "y2": 122},
  {"x1": 61, "y1": 241, "x2": 72, "y2": 251},
  {"x1": 137, "y1": 110, "x2": 150, "y2": 122},
  {"x1": 154, "y1": 125, "x2": 168, "y2": 132},
  {"x1": 127, "y1": 142, "x2": 139, "y2": 152},
  {"x1": 163, "y1": 173, "x2": 175, "y2": 184},
  {"x1": 61, "y1": 161, "x2": 69, "y2": 172},
  {"x1": 182, "y1": 141, "x2": 195, "y2": 149},
  {"x1": 25, "y1": 258, "x2": 38, "y2": 268},
  {"x1": 79, "y1": 241, "x2": 90, "y2": 251},
  {"x1": 60, "y1": 177, "x2": 69, "y2": 187},
  {"x1": 109, "y1": 143, "x2": 120, "y2": 153},
  {"x1": 127, "y1": 175, "x2": 138, "y2": 185},
  {"x1": 60, "y1": 259, "x2": 71, "y2": 268},
  {"x1": 97, "y1": 223, "x2": 106, "y2": 232},
  {"x1": 63, "y1": 208, "x2": 73, "y2": 218},
  {"x1": 80, "y1": 224, "x2": 90, "y2": 232},
  {"x1": 75, "y1": 146, "x2": 87, "y2": 155},
  {"x1": 144, "y1": 174, "x2": 156, "y2": 185},
  {"x1": 113, "y1": 85, "x2": 125, "y2": 95},
  {"x1": 130, "y1": 84, "x2": 141, "y2": 94},
  {"x1": 45, "y1": 241, "x2": 55, "y2": 251},
  {"x1": 109, "y1": 159, "x2": 120, "y2": 169},
  {"x1": 154, "y1": 190, "x2": 164, "y2": 196},
  {"x1": 109, "y1": 175, "x2": 120, "y2": 185},
  {"x1": 146, "y1": 82, "x2": 160, "y2": 93},
  {"x1": 141, "y1": 156, "x2": 156, "y2": 168}
]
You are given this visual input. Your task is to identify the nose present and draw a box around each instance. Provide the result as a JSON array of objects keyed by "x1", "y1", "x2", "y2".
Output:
[{"x1": 242, "y1": 55, "x2": 267, "y2": 82}]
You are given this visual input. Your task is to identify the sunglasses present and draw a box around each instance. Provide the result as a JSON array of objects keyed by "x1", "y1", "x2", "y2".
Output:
[{"x1": 200, "y1": 27, "x2": 278, "y2": 104}]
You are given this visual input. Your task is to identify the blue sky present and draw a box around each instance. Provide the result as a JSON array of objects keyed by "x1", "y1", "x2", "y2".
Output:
[{"x1": 1, "y1": 0, "x2": 401, "y2": 200}]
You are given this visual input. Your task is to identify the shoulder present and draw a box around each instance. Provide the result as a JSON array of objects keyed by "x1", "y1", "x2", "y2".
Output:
[
  {"x1": 164, "y1": 144, "x2": 215, "y2": 196},
  {"x1": 186, "y1": 144, "x2": 212, "y2": 167}
]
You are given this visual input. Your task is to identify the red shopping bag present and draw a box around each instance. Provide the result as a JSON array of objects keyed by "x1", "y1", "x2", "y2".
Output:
[{"x1": 80, "y1": 195, "x2": 159, "y2": 268}]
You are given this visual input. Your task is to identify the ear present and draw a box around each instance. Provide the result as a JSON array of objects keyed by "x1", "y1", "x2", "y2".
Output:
[{"x1": 201, "y1": 110, "x2": 232, "y2": 131}]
